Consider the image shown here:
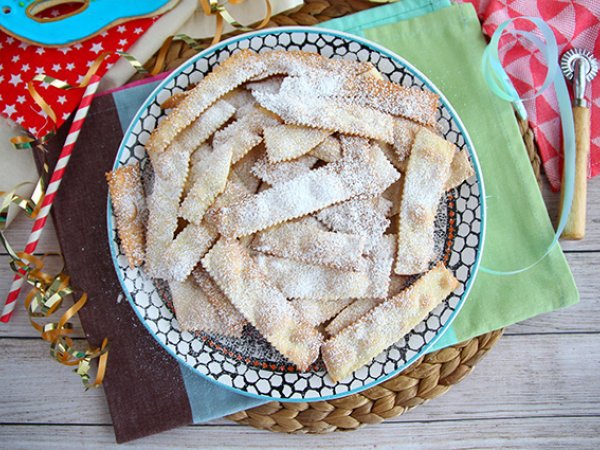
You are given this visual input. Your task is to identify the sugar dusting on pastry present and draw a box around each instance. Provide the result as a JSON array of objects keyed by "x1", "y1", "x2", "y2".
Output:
[{"x1": 109, "y1": 49, "x2": 470, "y2": 380}]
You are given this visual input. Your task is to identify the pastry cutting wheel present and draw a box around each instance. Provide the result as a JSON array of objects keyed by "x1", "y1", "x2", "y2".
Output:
[
  {"x1": 559, "y1": 48, "x2": 598, "y2": 240},
  {"x1": 561, "y1": 49, "x2": 598, "y2": 107}
]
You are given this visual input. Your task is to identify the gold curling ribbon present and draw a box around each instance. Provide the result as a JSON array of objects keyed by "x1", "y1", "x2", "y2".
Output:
[
  {"x1": 4, "y1": 40, "x2": 184, "y2": 387},
  {"x1": 22, "y1": 1, "x2": 273, "y2": 133},
  {"x1": 0, "y1": 142, "x2": 48, "y2": 273},
  {"x1": 0, "y1": 172, "x2": 46, "y2": 270},
  {"x1": 4, "y1": 2, "x2": 272, "y2": 387},
  {"x1": 20, "y1": 253, "x2": 109, "y2": 389},
  {"x1": 4, "y1": 52, "x2": 118, "y2": 388},
  {"x1": 1, "y1": 190, "x2": 108, "y2": 389},
  {"x1": 199, "y1": 0, "x2": 272, "y2": 46},
  {"x1": 130, "y1": 34, "x2": 206, "y2": 77},
  {"x1": 27, "y1": 51, "x2": 114, "y2": 127}
]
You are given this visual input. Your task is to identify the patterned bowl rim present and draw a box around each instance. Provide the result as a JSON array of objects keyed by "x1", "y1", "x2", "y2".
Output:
[{"x1": 107, "y1": 26, "x2": 487, "y2": 402}]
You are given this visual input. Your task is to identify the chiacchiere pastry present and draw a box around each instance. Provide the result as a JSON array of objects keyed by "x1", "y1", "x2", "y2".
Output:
[
  {"x1": 105, "y1": 164, "x2": 146, "y2": 268},
  {"x1": 108, "y1": 49, "x2": 471, "y2": 380},
  {"x1": 322, "y1": 263, "x2": 459, "y2": 382},
  {"x1": 395, "y1": 127, "x2": 455, "y2": 275}
]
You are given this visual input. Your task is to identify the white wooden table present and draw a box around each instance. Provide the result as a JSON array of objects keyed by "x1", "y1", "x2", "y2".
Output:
[{"x1": 1, "y1": 179, "x2": 599, "y2": 449}]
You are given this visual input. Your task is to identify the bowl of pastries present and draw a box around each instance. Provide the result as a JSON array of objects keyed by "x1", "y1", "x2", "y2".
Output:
[{"x1": 107, "y1": 28, "x2": 484, "y2": 401}]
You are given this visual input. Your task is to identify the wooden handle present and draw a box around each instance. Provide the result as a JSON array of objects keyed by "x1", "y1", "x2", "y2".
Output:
[{"x1": 560, "y1": 106, "x2": 590, "y2": 240}]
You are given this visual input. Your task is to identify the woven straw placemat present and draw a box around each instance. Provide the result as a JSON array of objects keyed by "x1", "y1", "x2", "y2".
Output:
[{"x1": 144, "y1": 0, "x2": 542, "y2": 434}]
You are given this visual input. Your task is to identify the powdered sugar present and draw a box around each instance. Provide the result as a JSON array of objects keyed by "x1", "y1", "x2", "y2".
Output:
[
  {"x1": 254, "y1": 254, "x2": 370, "y2": 300},
  {"x1": 293, "y1": 298, "x2": 353, "y2": 327},
  {"x1": 325, "y1": 298, "x2": 383, "y2": 337},
  {"x1": 253, "y1": 76, "x2": 395, "y2": 142},
  {"x1": 192, "y1": 267, "x2": 247, "y2": 335},
  {"x1": 106, "y1": 164, "x2": 146, "y2": 268},
  {"x1": 322, "y1": 264, "x2": 458, "y2": 381},
  {"x1": 317, "y1": 197, "x2": 392, "y2": 252},
  {"x1": 264, "y1": 124, "x2": 330, "y2": 162},
  {"x1": 395, "y1": 128, "x2": 454, "y2": 275},
  {"x1": 212, "y1": 106, "x2": 280, "y2": 163},
  {"x1": 202, "y1": 238, "x2": 322, "y2": 370},
  {"x1": 169, "y1": 278, "x2": 242, "y2": 337},
  {"x1": 122, "y1": 49, "x2": 461, "y2": 381},
  {"x1": 253, "y1": 220, "x2": 366, "y2": 270},
  {"x1": 213, "y1": 144, "x2": 398, "y2": 238},
  {"x1": 251, "y1": 154, "x2": 317, "y2": 185},
  {"x1": 311, "y1": 135, "x2": 342, "y2": 162}
]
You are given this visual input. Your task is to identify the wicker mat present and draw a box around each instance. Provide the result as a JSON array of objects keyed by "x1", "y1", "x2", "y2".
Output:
[{"x1": 143, "y1": 0, "x2": 543, "y2": 434}]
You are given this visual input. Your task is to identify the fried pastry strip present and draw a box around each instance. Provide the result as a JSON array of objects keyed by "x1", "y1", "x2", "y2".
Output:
[
  {"x1": 160, "y1": 91, "x2": 188, "y2": 110},
  {"x1": 209, "y1": 173, "x2": 251, "y2": 213},
  {"x1": 211, "y1": 144, "x2": 399, "y2": 238},
  {"x1": 445, "y1": 149, "x2": 474, "y2": 190},
  {"x1": 147, "y1": 50, "x2": 372, "y2": 154},
  {"x1": 169, "y1": 278, "x2": 243, "y2": 337},
  {"x1": 263, "y1": 124, "x2": 330, "y2": 162},
  {"x1": 179, "y1": 147, "x2": 232, "y2": 224},
  {"x1": 391, "y1": 119, "x2": 473, "y2": 191},
  {"x1": 324, "y1": 298, "x2": 383, "y2": 337},
  {"x1": 339, "y1": 75, "x2": 439, "y2": 127},
  {"x1": 382, "y1": 179, "x2": 403, "y2": 217},
  {"x1": 150, "y1": 98, "x2": 235, "y2": 179},
  {"x1": 339, "y1": 136, "x2": 401, "y2": 197},
  {"x1": 253, "y1": 221, "x2": 366, "y2": 271},
  {"x1": 230, "y1": 144, "x2": 263, "y2": 193},
  {"x1": 316, "y1": 197, "x2": 392, "y2": 252},
  {"x1": 106, "y1": 164, "x2": 146, "y2": 268},
  {"x1": 224, "y1": 88, "x2": 256, "y2": 112},
  {"x1": 146, "y1": 100, "x2": 235, "y2": 278},
  {"x1": 212, "y1": 106, "x2": 280, "y2": 163},
  {"x1": 395, "y1": 128, "x2": 454, "y2": 275},
  {"x1": 293, "y1": 298, "x2": 353, "y2": 327},
  {"x1": 245, "y1": 76, "x2": 283, "y2": 95},
  {"x1": 202, "y1": 238, "x2": 322, "y2": 370},
  {"x1": 146, "y1": 50, "x2": 266, "y2": 154},
  {"x1": 253, "y1": 78, "x2": 395, "y2": 142},
  {"x1": 145, "y1": 182, "x2": 179, "y2": 279},
  {"x1": 377, "y1": 142, "x2": 405, "y2": 172},
  {"x1": 392, "y1": 117, "x2": 421, "y2": 162},
  {"x1": 251, "y1": 154, "x2": 317, "y2": 185},
  {"x1": 182, "y1": 143, "x2": 212, "y2": 198},
  {"x1": 310, "y1": 135, "x2": 343, "y2": 162},
  {"x1": 254, "y1": 254, "x2": 370, "y2": 300},
  {"x1": 192, "y1": 268, "x2": 247, "y2": 335},
  {"x1": 364, "y1": 235, "x2": 396, "y2": 299},
  {"x1": 164, "y1": 223, "x2": 218, "y2": 282},
  {"x1": 149, "y1": 98, "x2": 236, "y2": 177},
  {"x1": 322, "y1": 263, "x2": 459, "y2": 381}
]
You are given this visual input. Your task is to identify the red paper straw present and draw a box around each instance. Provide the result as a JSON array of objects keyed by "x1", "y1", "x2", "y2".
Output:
[{"x1": 1, "y1": 75, "x2": 101, "y2": 323}]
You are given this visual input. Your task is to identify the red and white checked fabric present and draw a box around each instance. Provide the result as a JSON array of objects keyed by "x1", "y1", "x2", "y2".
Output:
[
  {"x1": 458, "y1": 0, "x2": 600, "y2": 191},
  {"x1": 0, "y1": 15, "x2": 157, "y2": 140},
  {"x1": 0, "y1": 76, "x2": 101, "y2": 322}
]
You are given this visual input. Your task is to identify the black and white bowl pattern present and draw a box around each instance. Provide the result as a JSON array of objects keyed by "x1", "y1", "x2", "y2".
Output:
[{"x1": 108, "y1": 28, "x2": 485, "y2": 401}]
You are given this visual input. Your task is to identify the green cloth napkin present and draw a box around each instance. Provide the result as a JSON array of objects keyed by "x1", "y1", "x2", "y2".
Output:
[{"x1": 323, "y1": 2, "x2": 579, "y2": 349}]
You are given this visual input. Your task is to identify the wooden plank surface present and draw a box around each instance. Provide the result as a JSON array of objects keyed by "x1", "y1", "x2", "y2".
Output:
[
  {"x1": 2, "y1": 416, "x2": 599, "y2": 450},
  {"x1": 1, "y1": 334, "x2": 599, "y2": 427},
  {"x1": 0, "y1": 162, "x2": 598, "y2": 448}
]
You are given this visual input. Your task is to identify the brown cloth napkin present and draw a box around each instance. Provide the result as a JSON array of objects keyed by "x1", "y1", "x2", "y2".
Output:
[{"x1": 37, "y1": 93, "x2": 193, "y2": 443}]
